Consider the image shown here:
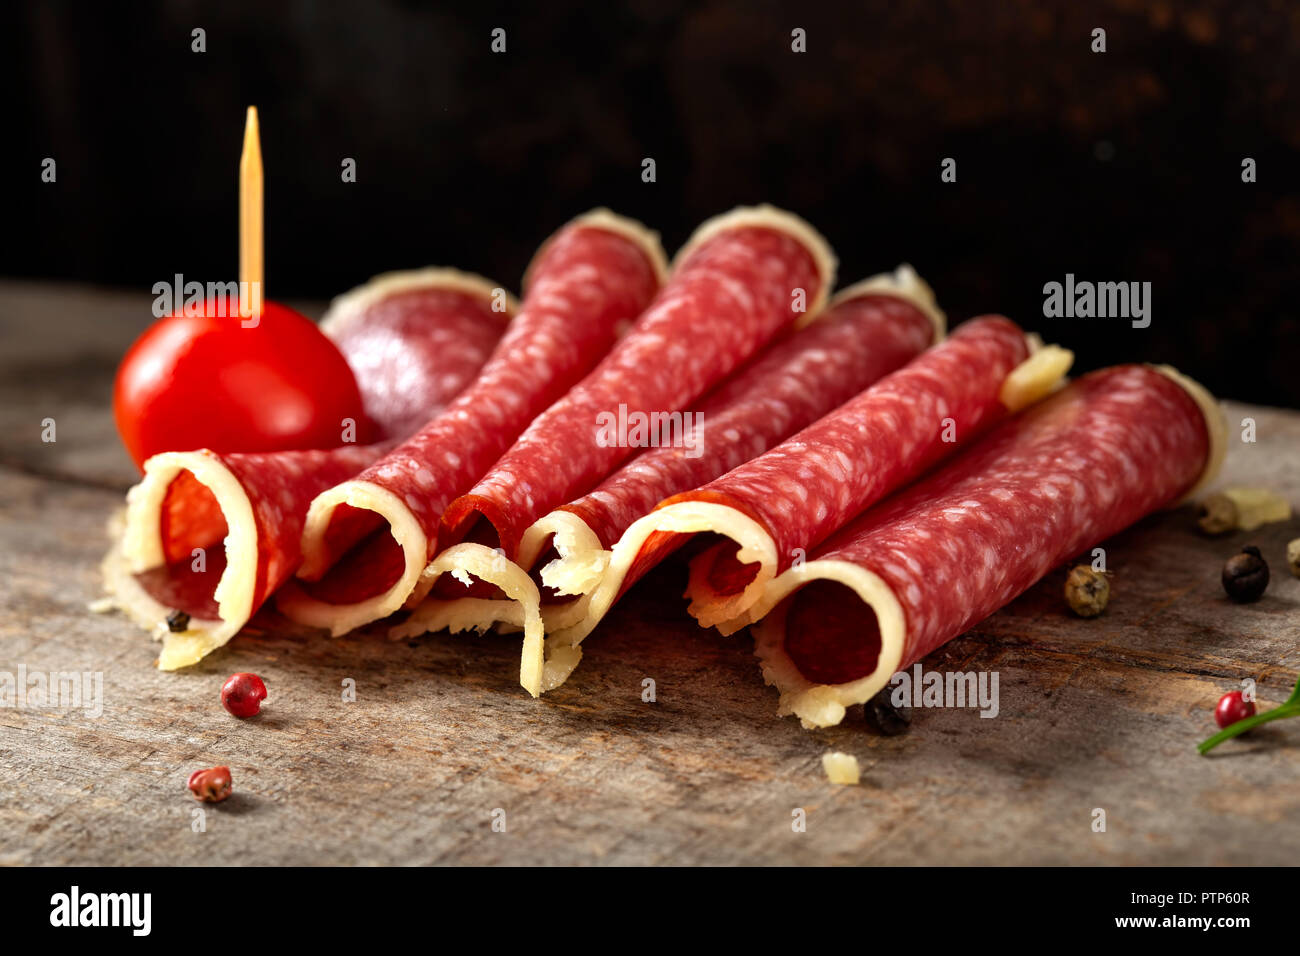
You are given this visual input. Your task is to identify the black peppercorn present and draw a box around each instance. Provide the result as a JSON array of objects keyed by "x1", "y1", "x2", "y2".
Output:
[
  {"x1": 165, "y1": 609, "x2": 191, "y2": 632},
  {"x1": 1222, "y1": 546, "x2": 1269, "y2": 603},
  {"x1": 863, "y1": 686, "x2": 911, "y2": 736}
]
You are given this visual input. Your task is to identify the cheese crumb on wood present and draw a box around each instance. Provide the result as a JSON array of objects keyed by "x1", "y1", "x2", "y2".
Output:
[
  {"x1": 1198, "y1": 487, "x2": 1292, "y2": 534},
  {"x1": 821, "y1": 752, "x2": 860, "y2": 785}
]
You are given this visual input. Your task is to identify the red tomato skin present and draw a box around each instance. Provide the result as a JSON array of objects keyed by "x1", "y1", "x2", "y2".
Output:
[{"x1": 114, "y1": 300, "x2": 372, "y2": 470}]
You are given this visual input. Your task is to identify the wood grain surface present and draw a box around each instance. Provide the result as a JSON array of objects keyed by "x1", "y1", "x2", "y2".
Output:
[{"x1": 1, "y1": 280, "x2": 1297, "y2": 865}]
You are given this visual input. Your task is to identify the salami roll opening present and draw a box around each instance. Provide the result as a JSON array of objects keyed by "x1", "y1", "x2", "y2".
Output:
[
  {"x1": 277, "y1": 210, "x2": 667, "y2": 636},
  {"x1": 752, "y1": 364, "x2": 1226, "y2": 729},
  {"x1": 782, "y1": 579, "x2": 883, "y2": 684},
  {"x1": 101, "y1": 268, "x2": 515, "y2": 669}
]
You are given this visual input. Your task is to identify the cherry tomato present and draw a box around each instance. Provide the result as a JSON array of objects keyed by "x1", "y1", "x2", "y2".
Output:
[{"x1": 114, "y1": 299, "x2": 372, "y2": 470}]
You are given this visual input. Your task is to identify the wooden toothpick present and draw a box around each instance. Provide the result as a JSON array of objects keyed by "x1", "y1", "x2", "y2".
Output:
[{"x1": 239, "y1": 106, "x2": 263, "y2": 316}]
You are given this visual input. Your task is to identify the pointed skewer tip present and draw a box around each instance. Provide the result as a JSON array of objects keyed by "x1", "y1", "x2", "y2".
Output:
[{"x1": 242, "y1": 106, "x2": 260, "y2": 150}]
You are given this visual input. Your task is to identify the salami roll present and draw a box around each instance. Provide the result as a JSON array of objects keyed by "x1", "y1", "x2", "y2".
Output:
[
  {"x1": 751, "y1": 364, "x2": 1226, "y2": 728},
  {"x1": 102, "y1": 269, "x2": 516, "y2": 669},
  {"x1": 320, "y1": 270, "x2": 517, "y2": 440},
  {"x1": 396, "y1": 267, "x2": 944, "y2": 695},
  {"x1": 276, "y1": 210, "x2": 667, "y2": 636},
  {"x1": 436, "y1": 206, "x2": 837, "y2": 564},
  {"x1": 548, "y1": 314, "x2": 1067, "y2": 674}
]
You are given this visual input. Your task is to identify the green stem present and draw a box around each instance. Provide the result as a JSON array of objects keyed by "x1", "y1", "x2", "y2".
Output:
[{"x1": 1285, "y1": 676, "x2": 1300, "y2": 708}]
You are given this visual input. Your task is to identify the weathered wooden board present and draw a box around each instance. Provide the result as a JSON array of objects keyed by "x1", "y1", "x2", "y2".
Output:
[{"x1": 1, "y1": 281, "x2": 1297, "y2": 865}]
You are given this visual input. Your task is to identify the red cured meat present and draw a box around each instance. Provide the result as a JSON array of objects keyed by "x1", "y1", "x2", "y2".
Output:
[
  {"x1": 280, "y1": 211, "x2": 666, "y2": 635},
  {"x1": 758, "y1": 363, "x2": 1219, "y2": 726},
  {"x1": 685, "y1": 316, "x2": 1028, "y2": 572},
  {"x1": 562, "y1": 295, "x2": 932, "y2": 550},
  {"x1": 441, "y1": 208, "x2": 833, "y2": 561},
  {"x1": 607, "y1": 315, "x2": 1033, "y2": 637},
  {"x1": 323, "y1": 279, "x2": 514, "y2": 439},
  {"x1": 562, "y1": 293, "x2": 938, "y2": 602}
]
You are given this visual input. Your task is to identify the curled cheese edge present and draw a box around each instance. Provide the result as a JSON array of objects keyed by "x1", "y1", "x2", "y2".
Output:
[
  {"x1": 391, "y1": 511, "x2": 599, "y2": 696},
  {"x1": 749, "y1": 363, "x2": 1226, "y2": 730},
  {"x1": 321, "y1": 267, "x2": 521, "y2": 337},
  {"x1": 1151, "y1": 364, "x2": 1227, "y2": 506},
  {"x1": 521, "y1": 208, "x2": 669, "y2": 295},
  {"x1": 830, "y1": 264, "x2": 947, "y2": 343},
  {"x1": 999, "y1": 343, "x2": 1074, "y2": 413},
  {"x1": 104, "y1": 450, "x2": 257, "y2": 670},
  {"x1": 277, "y1": 480, "x2": 429, "y2": 636},
  {"x1": 390, "y1": 543, "x2": 548, "y2": 694},
  {"x1": 545, "y1": 500, "x2": 776, "y2": 664},
  {"x1": 671, "y1": 204, "x2": 838, "y2": 324}
]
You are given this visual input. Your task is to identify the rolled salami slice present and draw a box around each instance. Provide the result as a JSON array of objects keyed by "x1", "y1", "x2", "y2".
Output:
[
  {"x1": 436, "y1": 205, "x2": 837, "y2": 563},
  {"x1": 276, "y1": 210, "x2": 667, "y2": 636},
  {"x1": 102, "y1": 269, "x2": 516, "y2": 669},
  {"x1": 320, "y1": 269, "x2": 517, "y2": 440},
  {"x1": 547, "y1": 314, "x2": 1066, "y2": 679},
  {"x1": 751, "y1": 363, "x2": 1226, "y2": 728},
  {"x1": 396, "y1": 267, "x2": 944, "y2": 696}
]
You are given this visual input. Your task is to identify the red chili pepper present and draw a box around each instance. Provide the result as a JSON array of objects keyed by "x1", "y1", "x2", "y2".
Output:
[{"x1": 221, "y1": 672, "x2": 268, "y2": 718}]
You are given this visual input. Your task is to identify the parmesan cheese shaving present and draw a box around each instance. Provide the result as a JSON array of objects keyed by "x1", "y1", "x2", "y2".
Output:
[
  {"x1": 830, "y1": 265, "x2": 946, "y2": 343},
  {"x1": 400, "y1": 543, "x2": 548, "y2": 697},
  {"x1": 999, "y1": 345, "x2": 1074, "y2": 413},
  {"x1": 821, "y1": 752, "x2": 861, "y2": 785},
  {"x1": 279, "y1": 479, "x2": 429, "y2": 637}
]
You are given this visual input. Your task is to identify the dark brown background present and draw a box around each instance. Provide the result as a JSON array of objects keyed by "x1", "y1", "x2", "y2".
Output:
[{"x1": 7, "y1": 0, "x2": 1299, "y2": 405}]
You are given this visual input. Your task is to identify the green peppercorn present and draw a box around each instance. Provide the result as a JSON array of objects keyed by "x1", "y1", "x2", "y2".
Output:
[
  {"x1": 1065, "y1": 565, "x2": 1110, "y2": 617},
  {"x1": 1222, "y1": 546, "x2": 1269, "y2": 603}
]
